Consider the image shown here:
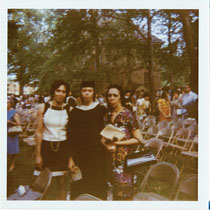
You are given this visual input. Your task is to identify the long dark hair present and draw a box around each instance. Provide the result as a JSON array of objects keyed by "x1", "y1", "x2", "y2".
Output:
[
  {"x1": 161, "y1": 91, "x2": 169, "y2": 101},
  {"x1": 105, "y1": 84, "x2": 124, "y2": 110},
  {"x1": 50, "y1": 80, "x2": 70, "y2": 101}
]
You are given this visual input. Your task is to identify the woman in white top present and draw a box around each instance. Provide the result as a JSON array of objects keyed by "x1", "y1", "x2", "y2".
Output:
[{"x1": 35, "y1": 80, "x2": 71, "y2": 200}]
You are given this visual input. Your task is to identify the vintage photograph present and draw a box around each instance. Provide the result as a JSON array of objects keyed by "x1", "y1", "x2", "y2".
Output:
[{"x1": 6, "y1": 8, "x2": 199, "y2": 203}]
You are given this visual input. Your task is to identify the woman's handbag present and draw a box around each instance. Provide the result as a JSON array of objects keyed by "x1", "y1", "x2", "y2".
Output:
[
  {"x1": 124, "y1": 150, "x2": 157, "y2": 172},
  {"x1": 69, "y1": 166, "x2": 82, "y2": 182},
  {"x1": 8, "y1": 125, "x2": 23, "y2": 135}
]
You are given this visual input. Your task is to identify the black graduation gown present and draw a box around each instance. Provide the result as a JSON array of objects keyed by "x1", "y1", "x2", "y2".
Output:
[{"x1": 68, "y1": 103, "x2": 107, "y2": 200}]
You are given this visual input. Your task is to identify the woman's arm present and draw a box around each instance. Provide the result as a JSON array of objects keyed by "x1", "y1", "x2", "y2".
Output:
[
  {"x1": 8, "y1": 112, "x2": 20, "y2": 125},
  {"x1": 101, "y1": 136, "x2": 116, "y2": 152},
  {"x1": 158, "y1": 103, "x2": 167, "y2": 117},
  {"x1": 35, "y1": 104, "x2": 44, "y2": 168},
  {"x1": 68, "y1": 157, "x2": 76, "y2": 172},
  {"x1": 167, "y1": 102, "x2": 171, "y2": 117},
  {"x1": 113, "y1": 129, "x2": 144, "y2": 146}
]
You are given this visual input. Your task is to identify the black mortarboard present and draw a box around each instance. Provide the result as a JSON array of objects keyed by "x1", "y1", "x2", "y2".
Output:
[{"x1": 81, "y1": 81, "x2": 95, "y2": 89}]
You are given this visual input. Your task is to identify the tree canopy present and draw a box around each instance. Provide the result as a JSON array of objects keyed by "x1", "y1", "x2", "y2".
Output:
[{"x1": 8, "y1": 9, "x2": 198, "y2": 95}]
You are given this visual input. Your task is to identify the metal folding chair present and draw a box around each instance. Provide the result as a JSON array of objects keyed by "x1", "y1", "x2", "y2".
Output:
[
  {"x1": 174, "y1": 174, "x2": 198, "y2": 200},
  {"x1": 134, "y1": 162, "x2": 180, "y2": 200},
  {"x1": 74, "y1": 193, "x2": 102, "y2": 200}
]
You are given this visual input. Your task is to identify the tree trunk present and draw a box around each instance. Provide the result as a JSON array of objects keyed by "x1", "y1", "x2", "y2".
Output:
[
  {"x1": 19, "y1": 82, "x2": 24, "y2": 95},
  {"x1": 147, "y1": 10, "x2": 156, "y2": 111},
  {"x1": 180, "y1": 10, "x2": 198, "y2": 93},
  {"x1": 168, "y1": 13, "x2": 175, "y2": 90},
  {"x1": 126, "y1": 12, "x2": 132, "y2": 88},
  {"x1": 91, "y1": 10, "x2": 101, "y2": 91}
]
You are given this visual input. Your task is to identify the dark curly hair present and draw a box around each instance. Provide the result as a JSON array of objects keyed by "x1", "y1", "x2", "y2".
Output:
[
  {"x1": 50, "y1": 80, "x2": 70, "y2": 101},
  {"x1": 105, "y1": 84, "x2": 124, "y2": 110}
]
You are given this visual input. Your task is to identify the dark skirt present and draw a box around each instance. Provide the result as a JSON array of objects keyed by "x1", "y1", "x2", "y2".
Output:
[
  {"x1": 7, "y1": 135, "x2": 19, "y2": 155},
  {"x1": 41, "y1": 140, "x2": 70, "y2": 172},
  {"x1": 70, "y1": 153, "x2": 108, "y2": 200}
]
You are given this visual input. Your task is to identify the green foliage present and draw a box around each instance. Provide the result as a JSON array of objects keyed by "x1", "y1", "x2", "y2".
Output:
[{"x1": 8, "y1": 9, "x2": 198, "y2": 94}]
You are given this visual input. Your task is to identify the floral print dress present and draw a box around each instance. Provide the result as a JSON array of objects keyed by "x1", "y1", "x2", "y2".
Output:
[{"x1": 103, "y1": 107, "x2": 139, "y2": 200}]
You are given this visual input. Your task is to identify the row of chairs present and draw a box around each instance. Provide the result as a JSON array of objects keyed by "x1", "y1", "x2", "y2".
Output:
[
  {"x1": 76, "y1": 116, "x2": 198, "y2": 201},
  {"x1": 8, "y1": 164, "x2": 197, "y2": 201},
  {"x1": 138, "y1": 135, "x2": 198, "y2": 175},
  {"x1": 8, "y1": 168, "x2": 52, "y2": 200},
  {"x1": 140, "y1": 125, "x2": 198, "y2": 158},
  {"x1": 17, "y1": 108, "x2": 37, "y2": 145},
  {"x1": 75, "y1": 162, "x2": 197, "y2": 201},
  {"x1": 139, "y1": 115, "x2": 197, "y2": 137},
  {"x1": 134, "y1": 162, "x2": 197, "y2": 201},
  {"x1": 137, "y1": 116, "x2": 198, "y2": 174}
]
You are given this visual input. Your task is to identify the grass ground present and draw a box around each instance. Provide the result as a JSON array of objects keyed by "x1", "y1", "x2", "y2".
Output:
[{"x1": 7, "y1": 140, "x2": 198, "y2": 200}]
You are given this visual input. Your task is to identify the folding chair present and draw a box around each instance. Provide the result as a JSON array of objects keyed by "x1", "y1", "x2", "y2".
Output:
[
  {"x1": 135, "y1": 138, "x2": 164, "y2": 178},
  {"x1": 170, "y1": 120, "x2": 184, "y2": 132},
  {"x1": 142, "y1": 117, "x2": 156, "y2": 133},
  {"x1": 167, "y1": 128, "x2": 192, "y2": 148},
  {"x1": 188, "y1": 124, "x2": 198, "y2": 138},
  {"x1": 163, "y1": 128, "x2": 192, "y2": 164},
  {"x1": 184, "y1": 118, "x2": 197, "y2": 127},
  {"x1": 179, "y1": 135, "x2": 198, "y2": 174},
  {"x1": 31, "y1": 168, "x2": 52, "y2": 200},
  {"x1": 134, "y1": 162, "x2": 180, "y2": 200},
  {"x1": 174, "y1": 174, "x2": 198, "y2": 200},
  {"x1": 144, "y1": 138, "x2": 164, "y2": 160},
  {"x1": 156, "y1": 127, "x2": 174, "y2": 160},
  {"x1": 157, "y1": 120, "x2": 169, "y2": 129},
  {"x1": 143, "y1": 125, "x2": 159, "y2": 141},
  {"x1": 137, "y1": 119, "x2": 144, "y2": 132},
  {"x1": 156, "y1": 127, "x2": 174, "y2": 143},
  {"x1": 75, "y1": 193, "x2": 102, "y2": 201},
  {"x1": 7, "y1": 168, "x2": 52, "y2": 200},
  {"x1": 170, "y1": 117, "x2": 180, "y2": 124},
  {"x1": 145, "y1": 115, "x2": 156, "y2": 122}
]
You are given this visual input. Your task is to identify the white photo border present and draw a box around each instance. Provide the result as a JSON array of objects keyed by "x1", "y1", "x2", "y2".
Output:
[{"x1": 0, "y1": 0, "x2": 209, "y2": 210}]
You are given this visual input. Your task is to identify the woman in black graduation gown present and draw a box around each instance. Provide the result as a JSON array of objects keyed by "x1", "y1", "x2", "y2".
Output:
[{"x1": 68, "y1": 81, "x2": 107, "y2": 200}]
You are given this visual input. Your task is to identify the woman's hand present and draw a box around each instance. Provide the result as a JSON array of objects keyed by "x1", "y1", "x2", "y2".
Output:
[
  {"x1": 35, "y1": 155, "x2": 43, "y2": 169},
  {"x1": 101, "y1": 137, "x2": 116, "y2": 152},
  {"x1": 68, "y1": 157, "x2": 76, "y2": 172},
  {"x1": 7, "y1": 120, "x2": 12, "y2": 125},
  {"x1": 7, "y1": 120, "x2": 16, "y2": 125},
  {"x1": 106, "y1": 143, "x2": 116, "y2": 152}
]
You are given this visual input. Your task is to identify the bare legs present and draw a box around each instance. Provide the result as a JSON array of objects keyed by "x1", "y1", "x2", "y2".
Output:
[
  {"x1": 55, "y1": 175, "x2": 68, "y2": 200},
  {"x1": 8, "y1": 154, "x2": 17, "y2": 172}
]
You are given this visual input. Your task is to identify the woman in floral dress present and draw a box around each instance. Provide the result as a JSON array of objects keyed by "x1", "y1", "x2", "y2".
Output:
[{"x1": 101, "y1": 85, "x2": 143, "y2": 200}]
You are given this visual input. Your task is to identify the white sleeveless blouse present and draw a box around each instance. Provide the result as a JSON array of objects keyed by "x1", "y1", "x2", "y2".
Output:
[{"x1": 43, "y1": 105, "x2": 68, "y2": 142}]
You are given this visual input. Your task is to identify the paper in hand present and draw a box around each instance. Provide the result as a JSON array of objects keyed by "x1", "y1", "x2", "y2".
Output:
[{"x1": 100, "y1": 124, "x2": 126, "y2": 141}]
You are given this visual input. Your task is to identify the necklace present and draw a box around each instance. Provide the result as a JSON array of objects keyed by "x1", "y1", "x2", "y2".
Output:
[
  {"x1": 49, "y1": 103, "x2": 64, "y2": 152},
  {"x1": 111, "y1": 106, "x2": 123, "y2": 123},
  {"x1": 50, "y1": 142, "x2": 60, "y2": 152}
]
